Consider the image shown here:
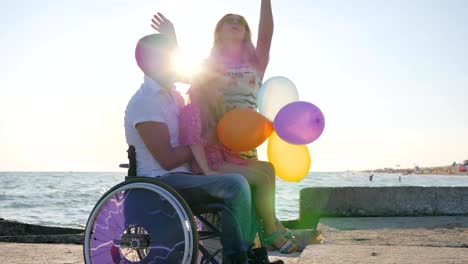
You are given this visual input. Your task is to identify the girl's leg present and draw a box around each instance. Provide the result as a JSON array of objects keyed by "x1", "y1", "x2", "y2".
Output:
[
  {"x1": 244, "y1": 161, "x2": 290, "y2": 236},
  {"x1": 245, "y1": 160, "x2": 276, "y2": 211},
  {"x1": 217, "y1": 162, "x2": 291, "y2": 250}
]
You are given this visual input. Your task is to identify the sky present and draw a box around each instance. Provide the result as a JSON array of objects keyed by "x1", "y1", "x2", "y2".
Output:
[{"x1": 1, "y1": 0, "x2": 467, "y2": 172}]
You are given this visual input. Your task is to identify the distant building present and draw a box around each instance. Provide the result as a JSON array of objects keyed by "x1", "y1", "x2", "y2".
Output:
[
  {"x1": 458, "y1": 160, "x2": 468, "y2": 173},
  {"x1": 459, "y1": 164, "x2": 467, "y2": 173}
]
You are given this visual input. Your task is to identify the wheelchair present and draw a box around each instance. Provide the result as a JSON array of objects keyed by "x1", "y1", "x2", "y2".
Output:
[{"x1": 83, "y1": 146, "x2": 228, "y2": 264}]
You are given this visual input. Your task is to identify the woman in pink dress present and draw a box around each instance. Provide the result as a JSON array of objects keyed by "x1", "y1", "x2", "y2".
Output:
[{"x1": 178, "y1": 78, "x2": 297, "y2": 254}]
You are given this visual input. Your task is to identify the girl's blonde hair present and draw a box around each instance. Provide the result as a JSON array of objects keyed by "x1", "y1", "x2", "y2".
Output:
[
  {"x1": 187, "y1": 74, "x2": 226, "y2": 137},
  {"x1": 209, "y1": 14, "x2": 259, "y2": 67}
]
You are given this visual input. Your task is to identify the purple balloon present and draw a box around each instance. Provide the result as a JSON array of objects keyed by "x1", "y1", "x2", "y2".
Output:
[{"x1": 274, "y1": 101, "x2": 325, "y2": 144}]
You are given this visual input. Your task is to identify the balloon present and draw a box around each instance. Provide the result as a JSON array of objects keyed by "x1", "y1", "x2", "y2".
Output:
[
  {"x1": 267, "y1": 131, "x2": 311, "y2": 182},
  {"x1": 217, "y1": 108, "x2": 273, "y2": 152},
  {"x1": 257, "y1": 76, "x2": 299, "y2": 121},
  {"x1": 274, "y1": 101, "x2": 325, "y2": 145}
]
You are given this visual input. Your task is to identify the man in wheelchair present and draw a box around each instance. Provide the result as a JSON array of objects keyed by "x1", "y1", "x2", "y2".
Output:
[{"x1": 123, "y1": 33, "x2": 282, "y2": 264}]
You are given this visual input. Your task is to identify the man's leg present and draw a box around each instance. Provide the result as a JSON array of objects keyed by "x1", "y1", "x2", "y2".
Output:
[{"x1": 158, "y1": 172, "x2": 252, "y2": 261}]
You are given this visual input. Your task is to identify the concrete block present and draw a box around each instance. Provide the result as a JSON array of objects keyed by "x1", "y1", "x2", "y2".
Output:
[{"x1": 299, "y1": 187, "x2": 468, "y2": 228}]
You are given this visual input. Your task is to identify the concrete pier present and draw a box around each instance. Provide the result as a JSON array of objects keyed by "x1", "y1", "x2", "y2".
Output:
[
  {"x1": 269, "y1": 216, "x2": 468, "y2": 264},
  {"x1": 299, "y1": 187, "x2": 468, "y2": 229}
]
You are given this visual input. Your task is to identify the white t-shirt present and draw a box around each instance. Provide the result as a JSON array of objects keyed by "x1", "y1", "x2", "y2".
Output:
[{"x1": 124, "y1": 76, "x2": 190, "y2": 177}]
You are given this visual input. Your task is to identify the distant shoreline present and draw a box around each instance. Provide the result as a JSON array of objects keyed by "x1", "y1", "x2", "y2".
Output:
[
  {"x1": 363, "y1": 171, "x2": 468, "y2": 176},
  {"x1": 362, "y1": 169, "x2": 468, "y2": 176},
  {"x1": 364, "y1": 160, "x2": 468, "y2": 175}
]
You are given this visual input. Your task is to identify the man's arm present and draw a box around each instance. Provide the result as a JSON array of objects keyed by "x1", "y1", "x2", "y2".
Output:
[
  {"x1": 136, "y1": 121, "x2": 192, "y2": 170},
  {"x1": 150, "y1": 12, "x2": 190, "y2": 83}
]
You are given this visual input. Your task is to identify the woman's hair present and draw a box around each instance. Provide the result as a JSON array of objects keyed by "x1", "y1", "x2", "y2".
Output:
[
  {"x1": 209, "y1": 14, "x2": 259, "y2": 67},
  {"x1": 187, "y1": 76, "x2": 225, "y2": 137}
]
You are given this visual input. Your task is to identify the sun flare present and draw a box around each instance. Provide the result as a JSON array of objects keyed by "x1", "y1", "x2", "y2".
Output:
[
  {"x1": 172, "y1": 49, "x2": 206, "y2": 102},
  {"x1": 172, "y1": 50, "x2": 203, "y2": 83}
]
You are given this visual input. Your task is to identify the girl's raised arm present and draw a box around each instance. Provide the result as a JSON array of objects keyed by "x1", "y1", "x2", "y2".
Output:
[{"x1": 256, "y1": 0, "x2": 274, "y2": 73}]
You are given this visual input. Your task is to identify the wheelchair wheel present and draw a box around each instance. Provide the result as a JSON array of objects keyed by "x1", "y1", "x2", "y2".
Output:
[{"x1": 83, "y1": 178, "x2": 198, "y2": 264}]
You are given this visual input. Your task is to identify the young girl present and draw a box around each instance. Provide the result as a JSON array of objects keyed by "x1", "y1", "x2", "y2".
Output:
[
  {"x1": 178, "y1": 80, "x2": 297, "y2": 254},
  {"x1": 153, "y1": 0, "x2": 295, "y2": 253}
]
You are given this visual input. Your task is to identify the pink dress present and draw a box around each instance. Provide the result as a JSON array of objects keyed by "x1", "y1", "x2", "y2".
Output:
[{"x1": 178, "y1": 103, "x2": 248, "y2": 174}]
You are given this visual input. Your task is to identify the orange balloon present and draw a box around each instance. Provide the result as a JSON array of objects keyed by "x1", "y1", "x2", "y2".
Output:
[{"x1": 217, "y1": 108, "x2": 273, "y2": 152}]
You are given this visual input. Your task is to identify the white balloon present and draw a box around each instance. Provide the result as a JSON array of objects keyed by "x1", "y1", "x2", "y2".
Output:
[{"x1": 257, "y1": 76, "x2": 299, "y2": 121}]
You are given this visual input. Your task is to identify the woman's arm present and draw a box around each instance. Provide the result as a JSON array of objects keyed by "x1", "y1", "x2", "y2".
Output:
[
  {"x1": 256, "y1": 0, "x2": 274, "y2": 73},
  {"x1": 190, "y1": 144, "x2": 218, "y2": 175}
]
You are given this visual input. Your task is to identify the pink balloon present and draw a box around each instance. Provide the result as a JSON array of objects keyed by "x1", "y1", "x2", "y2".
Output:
[{"x1": 274, "y1": 101, "x2": 325, "y2": 144}]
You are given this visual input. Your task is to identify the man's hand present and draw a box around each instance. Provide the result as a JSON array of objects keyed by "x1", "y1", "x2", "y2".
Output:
[{"x1": 151, "y1": 12, "x2": 176, "y2": 37}]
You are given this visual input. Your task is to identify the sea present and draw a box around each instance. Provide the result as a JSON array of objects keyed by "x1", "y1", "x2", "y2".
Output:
[{"x1": 1, "y1": 171, "x2": 468, "y2": 229}]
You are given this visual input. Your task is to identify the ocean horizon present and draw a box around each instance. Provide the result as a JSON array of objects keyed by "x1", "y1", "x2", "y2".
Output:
[{"x1": 1, "y1": 171, "x2": 468, "y2": 229}]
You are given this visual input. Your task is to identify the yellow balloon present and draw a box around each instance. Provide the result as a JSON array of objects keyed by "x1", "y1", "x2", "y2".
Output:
[{"x1": 267, "y1": 131, "x2": 311, "y2": 182}]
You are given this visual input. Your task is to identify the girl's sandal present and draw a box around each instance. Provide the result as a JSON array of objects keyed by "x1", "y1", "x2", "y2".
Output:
[
  {"x1": 263, "y1": 230, "x2": 297, "y2": 254},
  {"x1": 275, "y1": 218, "x2": 294, "y2": 239},
  {"x1": 282, "y1": 229, "x2": 293, "y2": 240}
]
